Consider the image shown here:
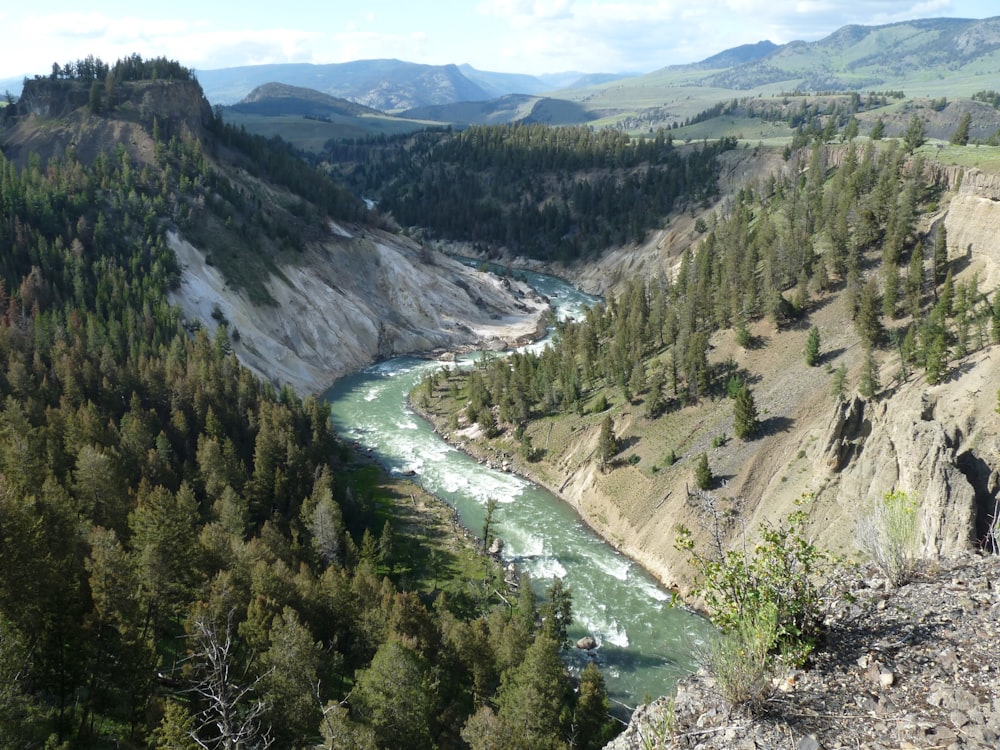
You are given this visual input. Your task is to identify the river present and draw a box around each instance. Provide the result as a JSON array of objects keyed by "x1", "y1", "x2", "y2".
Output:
[{"x1": 323, "y1": 266, "x2": 709, "y2": 712}]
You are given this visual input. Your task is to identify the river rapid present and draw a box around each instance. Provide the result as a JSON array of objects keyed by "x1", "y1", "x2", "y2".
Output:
[{"x1": 323, "y1": 266, "x2": 709, "y2": 712}]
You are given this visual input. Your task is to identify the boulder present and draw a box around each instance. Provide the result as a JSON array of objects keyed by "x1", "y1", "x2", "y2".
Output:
[{"x1": 576, "y1": 636, "x2": 597, "y2": 651}]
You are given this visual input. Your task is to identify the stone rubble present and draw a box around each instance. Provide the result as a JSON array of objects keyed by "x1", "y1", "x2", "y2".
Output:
[{"x1": 606, "y1": 551, "x2": 1000, "y2": 749}]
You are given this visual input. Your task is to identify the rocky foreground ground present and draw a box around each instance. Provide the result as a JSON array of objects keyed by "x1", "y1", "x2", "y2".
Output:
[{"x1": 607, "y1": 551, "x2": 1000, "y2": 749}]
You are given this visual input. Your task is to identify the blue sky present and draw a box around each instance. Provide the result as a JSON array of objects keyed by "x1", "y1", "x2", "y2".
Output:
[{"x1": 1, "y1": 1, "x2": 997, "y2": 80}]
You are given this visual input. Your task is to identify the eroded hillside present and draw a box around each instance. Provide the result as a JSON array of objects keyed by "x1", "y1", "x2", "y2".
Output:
[
  {"x1": 418, "y1": 144, "x2": 1000, "y2": 595},
  {"x1": 168, "y1": 224, "x2": 549, "y2": 394}
]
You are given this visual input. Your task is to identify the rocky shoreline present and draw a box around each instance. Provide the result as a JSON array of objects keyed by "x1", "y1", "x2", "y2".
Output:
[{"x1": 606, "y1": 551, "x2": 1000, "y2": 749}]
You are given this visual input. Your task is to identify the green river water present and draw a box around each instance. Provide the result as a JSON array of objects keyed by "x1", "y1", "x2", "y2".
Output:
[{"x1": 323, "y1": 268, "x2": 709, "y2": 712}]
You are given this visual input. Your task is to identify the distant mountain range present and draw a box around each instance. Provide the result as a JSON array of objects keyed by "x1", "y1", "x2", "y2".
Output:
[
  {"x1": 195, "y1": 59, "x2": 627, "y2": 110},
  {"x1": 6, "y1": 14, "x2": 1000, "y2": 142},
  {"x1": 635, "y1": 15, "x2": 1000, "y2": 94}
]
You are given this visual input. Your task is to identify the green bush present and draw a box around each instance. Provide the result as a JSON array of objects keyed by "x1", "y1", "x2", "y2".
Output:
[
  {"x1": 676, "y1": 496, "x2": 838, "y2": 668},
  {"x1": 855, "y1": 489, "x2": 919, "y2": 586}
]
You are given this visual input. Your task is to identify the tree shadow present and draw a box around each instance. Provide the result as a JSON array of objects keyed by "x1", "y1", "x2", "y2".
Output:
[
  {"x1": 819, "y1": 346, "x2": 846, "y2": 366},
  {"x1": 617, "y1": 435, "x2": 641, "y2": 452},
  {"x1": 759, "y1": 415, "x2": 794, "y2": 436},
  {"x1": 943, "y1": 358, "x2": 978, "y2": 384},
  {"x1": 806, "y1": 293, "x2": 837, "y2": 315},
  {"x1": 710, "y1": 473, "x2": 736, "y2": 490}
]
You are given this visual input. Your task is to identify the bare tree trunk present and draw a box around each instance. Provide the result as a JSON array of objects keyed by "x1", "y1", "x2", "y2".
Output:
[{"x1": 188, "y1": 610, "x2": 273, "y2": 750}]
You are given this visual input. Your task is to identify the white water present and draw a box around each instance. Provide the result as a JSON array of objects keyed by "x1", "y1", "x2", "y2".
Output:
[{"x1": 323, "y1": 266, "x2": 710, "y2": 712}]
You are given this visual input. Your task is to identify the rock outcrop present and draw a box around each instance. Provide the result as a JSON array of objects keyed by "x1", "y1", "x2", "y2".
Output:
[
  {"x1": 604, "y1": 552, "x2": 1000, "y2": 749},
  {"x1": 3, "y1": 77, "x2": 213, "y2": 166},
  {"x1": 813, "y1": 350, "x2": 999, "y2": 558}
]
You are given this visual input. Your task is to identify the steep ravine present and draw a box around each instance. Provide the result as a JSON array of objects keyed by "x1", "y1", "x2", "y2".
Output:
[{"x1": 168, "y1": 223, "x2": 550, "y2": 395}]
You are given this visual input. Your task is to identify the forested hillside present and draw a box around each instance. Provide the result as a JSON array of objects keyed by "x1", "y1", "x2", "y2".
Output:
[
  {"x1": 421, "y1": 136, "x2": 990, "y2": 422},
  {"x1": 323, "y1": 125, "x2": 733, "y2": 261},
  {"x1": 413, "y1": 129, "x2": 1000, "y2": 590},
  {"x1": 0, "y1": 57, "x2": 618, "y2": 750}
]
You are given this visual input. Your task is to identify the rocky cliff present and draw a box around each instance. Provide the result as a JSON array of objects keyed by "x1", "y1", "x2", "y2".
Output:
[
  {"x1": 3, "y1": 77, "x2": 213, "y2": 165},
  {"x1": 168, "y1": 224, "x2": 549, "y2": 395}
]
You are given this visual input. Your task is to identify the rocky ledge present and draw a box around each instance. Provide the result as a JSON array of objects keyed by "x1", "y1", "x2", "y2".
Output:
[{"x1": 607, "y1": 551, "x2": 1000, "y2": 750}]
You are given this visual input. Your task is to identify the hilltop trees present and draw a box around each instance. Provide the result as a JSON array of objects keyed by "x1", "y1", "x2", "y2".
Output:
[{"x1": 417, "y1": 128, "x2": 975, "y2": 498}]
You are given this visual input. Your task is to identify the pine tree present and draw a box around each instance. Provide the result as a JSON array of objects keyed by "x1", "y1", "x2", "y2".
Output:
[
  {"x1": 495, "y1": 633, "x2": 570, "y2": 750},
  {"x1": 924, "y1": 329, "x2": 950, "y2": 385},
  {"x1": 907, "y1": 243, "x2": 924, "y2": 318},
  {"x1": 870, "y1": 118, "x2": 885, "y2": 140},
  {"x1": 597, "y1": 414, "x2": 617, "y2": 472},
  {"x1": 352, "y1": 639, "x2": 436, "y2": 749},
  {"x1": 882, "y1": 263, "x2": 900, "y2": 319},
  {"x1": 831, "y1": 363, "x2": 848, "y2": 402},
  {"x1": 733, "y1": 384, "x2": 760, "y2": 440},
  {"x1": 903, "y1": 115, "x2": 926, "y2": 152},
  {"x1": 805, "y1": 326, "x2": 821, "y2": 367},
  {"x1": 855, "y1": 278, "x2": 883, "y2": 348},
  {"x1": 151, "y1": 700, "x2": 200, "y2": 750},
  {"x1": 694, "y1": 452, "x2": 713, "y2": 491},
  {"x1": 950, "y1": 112, "x2": 971, "y2": 146},
  {"x1": 933, "y1": 226, "x2": 949, "y2": 287},
  {"x1": 572, "y1": 663, "x2": 617, "y2": 750},
  {"x1": 859, "y1": 347, "x2": 881, "y2": 399}
]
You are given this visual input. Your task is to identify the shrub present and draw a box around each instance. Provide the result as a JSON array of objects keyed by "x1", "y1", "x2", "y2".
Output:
[
  {"x1": 855, "y1": 489, "x2": 919, "y2": 586},
  {"x1": 676, "y1": 495, "x2": 838, "y2": 669},
  {"x1": 701, "y1": 601, "x2": 778, "y2": 711}
]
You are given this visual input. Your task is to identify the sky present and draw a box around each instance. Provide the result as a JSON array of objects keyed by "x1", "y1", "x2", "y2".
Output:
[{"x1": 1, "y1": 1, "x2": 997, "y2": 81}]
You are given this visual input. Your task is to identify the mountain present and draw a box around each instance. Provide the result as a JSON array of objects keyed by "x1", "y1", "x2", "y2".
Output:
[
  {"x1": 695, "y1": 39, "x2": 780, "y2": 68},
  {"x1": 456, "y1": 64, "x2": 553, "y2": 97},
  {"x1": 399, "y1": 93, "x2": 597, "y2": 126},
  {"x1": 642, "y1": 15, "x2": 1000, "y2": 92},
  {"x1": 217, "y1": 81, "x2": 435, "y2": 152},
  {"x1": 197, "y1": 59, "x2": 495, "y2": 110},
  {"x1": 230, "y1": 82, "x2": 384, "y2": 118},
  {"x1": 1, "y1": 68, "x2": 546, "y2": 392}
]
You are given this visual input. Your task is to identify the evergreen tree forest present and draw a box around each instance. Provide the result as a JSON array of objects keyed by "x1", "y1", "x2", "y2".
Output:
[
  {"x1": 423, "y1": 138, "x2": 998, "y2": 448},
  {"x1": 0, "y1": 58, "x2": 616, "y2": 749},
  {"x1": 323, "y1": 124, "x2": 734, "y2": 261}
]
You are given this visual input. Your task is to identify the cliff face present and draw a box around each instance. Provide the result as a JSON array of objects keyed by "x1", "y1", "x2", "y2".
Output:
[
  {"x1": 3, "y1": 77, "x2": 212, "y2": 166},
  {"x1": 168, "y1": 225, "x2": 550, "y2": 395},
  {"x1": 15, "y1": 78, "x2": 92, "y2": 118}
]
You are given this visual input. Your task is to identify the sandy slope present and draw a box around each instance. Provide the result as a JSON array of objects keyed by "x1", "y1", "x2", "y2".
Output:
[{"x1": 168, "y1": 223, "x2": 549, "y2": 395}]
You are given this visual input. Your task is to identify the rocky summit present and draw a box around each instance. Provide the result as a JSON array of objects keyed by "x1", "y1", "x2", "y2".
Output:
[{"x1": 606, "y1": 551, "x2": 1000, "y2": 749}]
